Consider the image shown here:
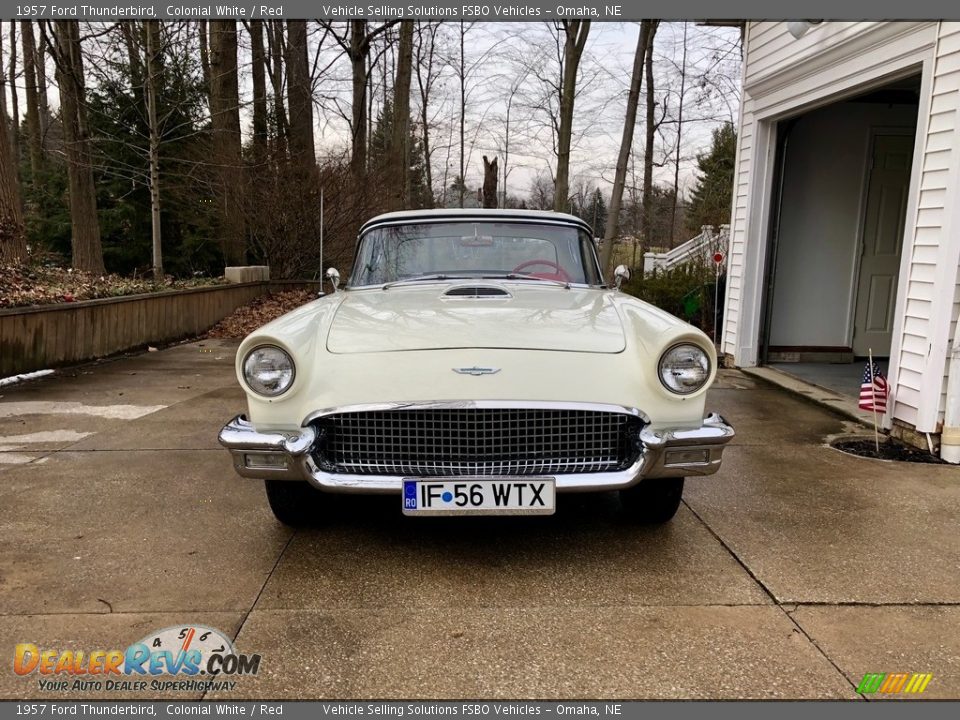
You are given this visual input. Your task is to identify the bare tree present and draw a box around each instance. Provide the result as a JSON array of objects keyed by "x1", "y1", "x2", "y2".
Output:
[
  {"x1": 668, "y1": 21, "x2": 687, "y2": 246},
  {"x1": 7, "y1": 22, "x2": 20, "y2": 164},
  {"x1": 496, "y1": 64, "x2": 528, "y2": 208},
  {"x1": 47, "y1": 21, "x2": 104, "y2": 273},
  {"x1": 209, "y1": 20, "x2": 245, "y2": 265},
  {"x1": 144, "y1": 21, "x2": 163, "y2": 279},
  {"x1": 248, "y1": 19, "x2": 268, "y2": 162},
  {"x1": 322, "y1": 20, "x2": 400, "y2": 189},
  {"x1": 642, "y1": 22, "x2": 660, "y2": 249},
  {"x1": 413, "y1": 21, "x2": 440, "y2": 207},
  {"x1": 196, "y1": 19, "x2": 210, "y2": 94},
  {"x1": 553, "y1": 20, "x2": 590, "y2": 212},
  {"x1": 20, "y1": 21, "x2": 44, "y2": 181},
  {"x1": 266, "y1": 20, "x2": 288, "y2": 154},
  {"x1": 286, "y1": 20, "x2": 316, "y2": 180},
  {"x1": 0, "y1": 22, "x2": 25, "y2": 263},
  {"x1": 456, "y1": 21, "x2": 469, "y2": 207},
  {"x1": 600, "y1": 21, "x2": 653, "y2": 276},
  {"x1": 387, "y1": 20, "x2": 414, "y2": 210}
]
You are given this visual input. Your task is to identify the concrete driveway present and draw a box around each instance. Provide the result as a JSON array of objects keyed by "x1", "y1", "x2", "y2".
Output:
[{"x1": 1, "y1": 340, "x2": 958, "y2": 700}]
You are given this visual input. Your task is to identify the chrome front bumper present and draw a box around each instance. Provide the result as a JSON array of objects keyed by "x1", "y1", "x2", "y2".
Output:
[{"x1": 219, "y1": 410, "x2": 734, "y2": 494}]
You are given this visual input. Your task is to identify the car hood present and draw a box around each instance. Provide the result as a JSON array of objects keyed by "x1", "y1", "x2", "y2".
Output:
[{"x1": 325, "y1": 283, "x2": 626, "y2": 354}]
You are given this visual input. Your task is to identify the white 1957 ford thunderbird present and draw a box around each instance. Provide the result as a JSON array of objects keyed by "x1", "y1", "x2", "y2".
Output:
[{"x1": 219, "y1": 209, "x2": 734, "y2": 525}]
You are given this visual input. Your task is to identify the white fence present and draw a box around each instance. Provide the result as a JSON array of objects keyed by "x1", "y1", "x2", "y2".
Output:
[{"x1": 643, "y1": 224, "x2": 729, "y2": 275}]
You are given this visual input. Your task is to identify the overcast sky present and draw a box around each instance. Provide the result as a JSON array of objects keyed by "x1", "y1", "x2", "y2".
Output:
[{"x1": 4, "y1": 21, "x2": 742, "y2": 210}]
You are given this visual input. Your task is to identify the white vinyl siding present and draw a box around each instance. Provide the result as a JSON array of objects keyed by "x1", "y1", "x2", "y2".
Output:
[
  {"x1": 721, "y1": 89, "x2": 751, "y2": 356},
  {"x1": 723, "y1": 21, "x2": 960, "y2": 434},
  {"x1": 899, "y1": 22, "x2": 960, "y2": 428}
]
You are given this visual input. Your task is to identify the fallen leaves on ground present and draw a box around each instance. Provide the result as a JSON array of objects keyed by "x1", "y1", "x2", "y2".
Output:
[
  {"x1": 206, "y1": 290, "x2": 317, "y2": 339},
  {"x1": 0, "y1": 261, "x2": 228, "y2": 308}
]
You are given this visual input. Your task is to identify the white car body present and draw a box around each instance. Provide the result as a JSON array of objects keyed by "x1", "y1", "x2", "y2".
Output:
[{"x1": 220, "y1": 210, "x2": 733, "y2": 518}]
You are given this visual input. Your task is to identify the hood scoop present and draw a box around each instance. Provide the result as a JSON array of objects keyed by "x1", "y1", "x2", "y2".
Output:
[{"x1": 443, "y1": 285, "x2": 511, "y2": 299}]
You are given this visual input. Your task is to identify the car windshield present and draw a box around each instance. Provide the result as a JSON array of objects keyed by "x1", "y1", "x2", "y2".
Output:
[{"x1": 349, "y1": 221, "x2": 603, "y2": 287}]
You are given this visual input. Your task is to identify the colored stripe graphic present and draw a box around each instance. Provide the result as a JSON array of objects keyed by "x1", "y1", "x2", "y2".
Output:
[
  {"x1": 856, "y1": 673, "x2": 886, "y2": 694},
  {"x1": 904, "y1": 674, "x2": 933, "y2": 694},
  {"x1": 857, "y1": 672, "x2": 932, "y2": 694}
]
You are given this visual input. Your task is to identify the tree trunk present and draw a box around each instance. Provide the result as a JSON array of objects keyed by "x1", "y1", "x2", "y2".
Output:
[
  {"x1": 249, "y1": 20, "x2": 268, "y2": 162},
  {"x1": 349, "y1": 20, "x2": 368, "y2": 189},
  {"x1": 669, "y1": 21, "x2": 687, "y2": 248},
  {"x1": 21, "y1": 21, "x2": 43, "y2": 181},
  {"x1": 267, "y1": 20, "x2": 287, "y2": 155},
  {"x1": 7, "y1": 22, "x2": 20, "y2": 166},
  {"x1": 145, "y1": 21, "x2": 163, "y2": 280},
  {"x1": 642, "y1": 21, "x2": 659, "y2": 252},
  {"x1": 482, "y1": 155, "x2": 498, "y2": 209},
  {"x1": 502, "y1": 94, "x2": 512, "y2": 208},
  {"x1": 458, "y1": 22, "x2": 465, "y2": 208},
  {"x1": 414, "y1": 22, "x2": 436, "y2": 208},
  {"x1": 52, "y1": 21, "x2": 104, "y2": 274},
  {"x1": 0, "y1": 24, "x2": 25, "y2": 264},
  {"x1": 36, "y1": 26, "x2": 50, "y2": 139},
  {"x1": 600, "y1": 21, "x2": 652, "y2": 276},
  {"x1": 285, "y1": 20, "x2": 315, "y2": 181},
  {"x1": 553, "y1": 20, "x2": 590, "y2": 213},
  {"x1": 197, "y1": 20, "x2": 210, "y2": 95},
  {"x1": 209, "y1": 20, "x2": 245, "y2": 265},
  {"x1": 388, "y1": 20, "x2": 414, "y2": 211},
  {"x1": 119, "y1": 22, "x2": 145, "y2": 113}
]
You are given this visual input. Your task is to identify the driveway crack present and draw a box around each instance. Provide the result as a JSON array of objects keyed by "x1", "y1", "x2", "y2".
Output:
[
  {"x1": 682, "y1": 499, "x2": 864, "y2": 698},
  {"x1": 199, "y1": 525, "x2": 297, "y2": 700}
]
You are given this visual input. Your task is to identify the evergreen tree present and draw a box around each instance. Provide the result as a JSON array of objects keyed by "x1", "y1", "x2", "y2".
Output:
[
  {"x1": 85, "y1": 44, "x2": 217, "y2": 276},
  {"x1": 369, "y1": 100, "x2": 431, "y2": 209},
  {"x1": 584, "y1": 187, "x2": 607, "y2": 238},
  {"x1": 686, "y1": 122, "x2": 736, "y2": 234}
]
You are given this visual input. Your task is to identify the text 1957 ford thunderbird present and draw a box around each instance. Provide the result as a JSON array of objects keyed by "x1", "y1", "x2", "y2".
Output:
[{"x1": 219, "y1": 209, "x2": 734, "y2": 525}]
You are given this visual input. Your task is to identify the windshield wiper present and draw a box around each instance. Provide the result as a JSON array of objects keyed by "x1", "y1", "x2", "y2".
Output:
[
  {"x1": 488, "y1": 272, "x2": 571, "y2": 289},
  {"x1": 382, "y1": 274, "x2": 464, "y2": 289}
]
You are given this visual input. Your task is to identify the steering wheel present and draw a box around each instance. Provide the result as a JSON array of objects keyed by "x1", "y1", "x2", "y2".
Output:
[{"x1": 511, "y1": 259, "x2": 572, "y2": 283}]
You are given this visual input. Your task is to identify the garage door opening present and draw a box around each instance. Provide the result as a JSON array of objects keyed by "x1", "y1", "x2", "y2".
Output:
[{"x1": 760, "y1": 74, "x2": 921, "y2": 399}]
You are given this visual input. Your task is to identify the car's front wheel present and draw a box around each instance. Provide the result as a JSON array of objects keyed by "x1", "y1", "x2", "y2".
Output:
[
  {"x1": 619, "y1": 477, "x2": 684, "y2": 524},
  {"x1": 264, "y1": 480, "x2": 328, "y2": 527}
]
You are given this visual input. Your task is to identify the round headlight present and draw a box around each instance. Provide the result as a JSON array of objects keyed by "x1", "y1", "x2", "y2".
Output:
[
  {"x1": 658, "y1": 343, "x2": 711, "y2": 395},
  {"x1": 243, "y1": 346, "x2": 295, "y2": 397}
]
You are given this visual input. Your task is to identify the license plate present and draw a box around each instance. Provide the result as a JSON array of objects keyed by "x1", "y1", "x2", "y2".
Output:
[{"x1": 402, "y1": 478, "x2": 556, "y2": 516}]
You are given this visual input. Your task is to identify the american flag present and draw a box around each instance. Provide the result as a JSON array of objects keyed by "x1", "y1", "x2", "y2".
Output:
[{"x1": 859, "y1": 362, "x2": 888, "y2": 413}]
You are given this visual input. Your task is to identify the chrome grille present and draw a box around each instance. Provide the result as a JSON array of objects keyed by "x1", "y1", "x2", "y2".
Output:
[{"x1": 312, "y1": 408, "x2": 642, "y2": 476}]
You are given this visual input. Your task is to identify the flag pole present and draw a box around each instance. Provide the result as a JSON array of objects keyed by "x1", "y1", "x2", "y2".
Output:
[{"x1": 869, "y1": 348, "x2": 879, "y2": 452}]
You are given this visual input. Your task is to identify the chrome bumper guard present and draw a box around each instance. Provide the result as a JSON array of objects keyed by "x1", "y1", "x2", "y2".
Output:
[{"x1": 218, "y1": 412, "x2": 734, "y2": 493}]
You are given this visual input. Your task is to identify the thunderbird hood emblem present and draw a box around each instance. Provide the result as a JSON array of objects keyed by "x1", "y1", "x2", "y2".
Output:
[{"x1": 453, "y1": 367, "x2": 501, "y2": 376}]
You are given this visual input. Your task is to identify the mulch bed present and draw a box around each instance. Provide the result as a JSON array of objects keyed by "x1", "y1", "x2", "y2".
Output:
[
  {"x1": 205, "y1": 290, "x2": 318, "y2": 339},
  {"x1": 832, "y1": 437, "x2": 945, "y2": 464},
  {"x1": 0, "y1": 261, "x2": 226, "y2": 308}
]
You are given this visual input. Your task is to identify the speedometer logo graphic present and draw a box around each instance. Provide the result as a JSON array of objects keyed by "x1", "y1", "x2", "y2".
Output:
[{"x1": 135, "y1": 625, "x2": 236, "y2": 673}]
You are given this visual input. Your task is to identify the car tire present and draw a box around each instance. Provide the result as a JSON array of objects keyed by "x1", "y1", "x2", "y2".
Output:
[
  {"x1": 264, "y1": 480, "x2": 328, "y2": 527},
  {"x1": 619, "y1": 477, "x2": 684, "y2": 524}
]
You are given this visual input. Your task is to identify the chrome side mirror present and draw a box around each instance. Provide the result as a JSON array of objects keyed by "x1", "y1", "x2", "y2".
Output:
[
  {"x1": 614, "y1": 264, "x2": 630, "y2": 290},
  {"x1": 325, "y1": 267, "x2": 340, "y2": 293}
]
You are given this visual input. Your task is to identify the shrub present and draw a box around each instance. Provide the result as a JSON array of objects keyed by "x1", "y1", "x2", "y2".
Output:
[{"x1": 623, "y1": 261, "x2": 725, "y2": 339}]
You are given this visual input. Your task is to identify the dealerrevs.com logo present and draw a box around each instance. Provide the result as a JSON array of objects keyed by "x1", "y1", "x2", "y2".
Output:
[{"x1": 13, "y1": 625, "x2": 261, "y2": 693}]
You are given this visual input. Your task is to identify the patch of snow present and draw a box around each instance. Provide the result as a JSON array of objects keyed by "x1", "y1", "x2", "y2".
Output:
[{"x1": 0, "y1": 370, "x2": 54, "y2": 387}]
